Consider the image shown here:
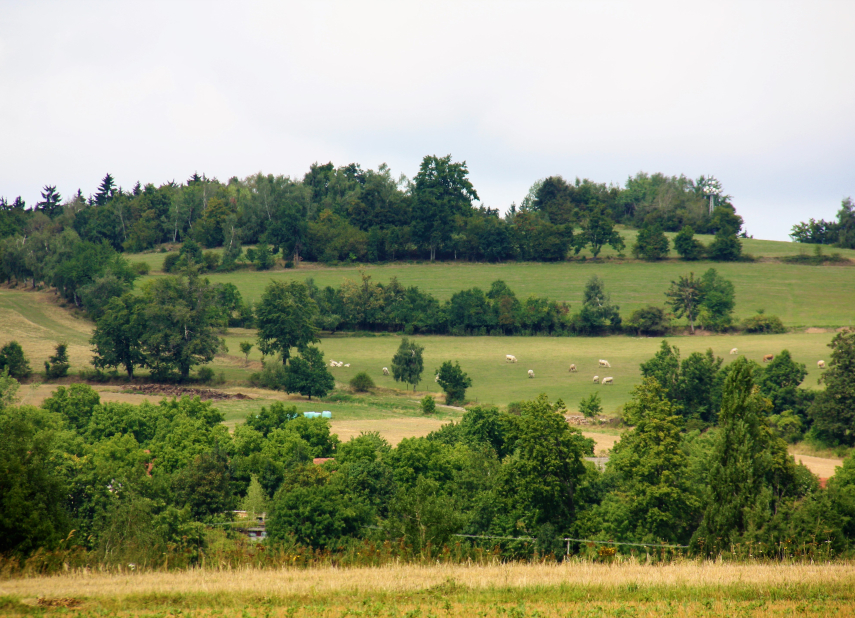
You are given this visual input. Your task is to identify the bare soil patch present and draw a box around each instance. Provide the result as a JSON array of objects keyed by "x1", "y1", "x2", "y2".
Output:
[
  {"x1": 792, "y1": 453, "x2": 844, "y2": 479},
  {"x1": 124, "y1": 385, "x2": 252, "y2": 400}
]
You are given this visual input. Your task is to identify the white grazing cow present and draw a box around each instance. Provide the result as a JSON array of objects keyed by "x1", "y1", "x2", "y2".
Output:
[
  {"x1": 435, "y1": 374, "x2": 439, "y2": 383},
  {"x1": 506, "y1": 354, "x2": 517, "y2": 363},
  {"x1": 382, "y1": 367, "x2": 389, "y2": 376},
  {"x1": 602, "y1": 377, "x2": 614, "y2": 385},
  {"x1": 730, "y1": 348, "x2": 738, "y2": 355},
  {"x1": 817, "y1": 360, "x2": 826, "y2": 369},
  {"x1": 527, "y1": 369, "x2": 535, "y2": 378},
  {"x1": 598, "y1": 359, "x2": 611, "y2": 368},
  {"x1": 344, "y1": 363, "x2": 350, "y2": 368},
  {"x1": 569, "y1": 363, "x2": 577, "y2": 372},
  {"x1": 593, "y1": 375, "x2": 599, "y2": 384},
  {"x1": 329, "y1": 360, "x2": 337, "y2": 367}
]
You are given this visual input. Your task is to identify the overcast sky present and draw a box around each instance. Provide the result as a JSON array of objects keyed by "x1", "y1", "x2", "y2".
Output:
[{"x1": 2, "y1": 1, "x2": 853, "y2": 240}]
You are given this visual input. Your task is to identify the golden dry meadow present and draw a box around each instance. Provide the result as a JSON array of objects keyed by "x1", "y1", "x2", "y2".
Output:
[{"x1": 2, "y1": 561, "x2": 855, "y2": 617}]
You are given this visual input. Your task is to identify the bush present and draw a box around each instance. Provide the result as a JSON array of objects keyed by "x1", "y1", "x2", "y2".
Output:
[
  {"x1": 162, "y1": 253, "x2": 180, "y2": 273},
  {"x1": 249, "y1": 361, "x2": 288, "y2": 390},
  {"x1": 202, "y1": 252, "x2": 220, "y2": 272},
  {"x1": 44, "y1": 343, "x2": 70, "y2": 379},
  {"x1": 632, "y1": 225, "x2": 670, "y2": 261},
  {"x1": 0, "y1": 341, "x2": 31, "y2": 379},
  {"x1": 421, "y1": 395, "x2": 436, "y2": 415},
  {"x1": 742, "y1": 313, "x2": 786, "y2": 334},
  {"x1": 579, "y1": 392, "x2": 602, "y2": 419},
  {"x1": 349, "y1": 371, "x2": 376, "y2": 392},
  {"x1": 196, "y1": 366, "x2": 215, "y2": 383},
  {"x1": 626, "y1": 305, "x2": 670, "y2": 336},
  {"x1": 673, "y1": 226, "x2": 705, "y2": 261},
  {"x1": 132, "y1": 261, "x2": 151, "y2": 276}
]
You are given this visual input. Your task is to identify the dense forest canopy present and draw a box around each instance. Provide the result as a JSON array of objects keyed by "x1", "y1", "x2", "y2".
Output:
[{"x1": 1, "y1": 157, "x2": 740, "y2": 266}]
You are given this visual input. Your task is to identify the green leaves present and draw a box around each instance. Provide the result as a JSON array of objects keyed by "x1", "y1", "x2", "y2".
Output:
[
  {"x1": 255, "y1": 280, "x2": 319, "y2": 364},
  {"x1": 436, "y1": 360, "x2": 471, "y2": 405},
  {"x1": 391, "y1": 337, "x2": 425, "y2": 391}
]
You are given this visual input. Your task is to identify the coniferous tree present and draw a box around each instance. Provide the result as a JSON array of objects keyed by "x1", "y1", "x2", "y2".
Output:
[
  {"x1": 592, "y1": 379, "x2": 700, "y2": 544},
  {"x1": 94, "y1": 173, "x2": 116, "y2": 205},
  {"x1": 809, "y1": 329, "x2": 855, "y2": 446},
  {"x1": 692, "y1": 358, "x2": 798, "y2": 552}
]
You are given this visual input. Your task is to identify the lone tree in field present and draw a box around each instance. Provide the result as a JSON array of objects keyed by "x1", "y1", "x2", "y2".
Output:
[
  {"x1": 255, "y1": 280, "x2": 319, "y2": 364},
  {"x1": 665, "y1": 272, "x2": 705, "y2": 334},
  {"x1": 391, "y1": 337, "x2": 424, "y2": 391},
  {"x1": 239, "y1": 341, "x2": 253, "y2": 366},
  {"x1": 436, "y1": 360, "x2": 472, "y2": 405},
  {"x1": 283, "y1": 346, "x2": 334, "y2": 400}
]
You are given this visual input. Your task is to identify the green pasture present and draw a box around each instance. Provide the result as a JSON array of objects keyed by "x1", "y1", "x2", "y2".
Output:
[
  {"x1": 0, "y1": 288, "x2": 840, "y2": 417},
  {"x1": 128, "y1": 233, "x2": 855, "y2": 329},
  {"x1": 217, "y1": 330, "x2": 836, "y2": 415},
  {"x1": 154, "y1": 260, "x2": 855, "y2": 329}
]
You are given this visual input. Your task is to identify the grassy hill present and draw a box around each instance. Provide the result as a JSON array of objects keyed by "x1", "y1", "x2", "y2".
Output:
[
  {"x1": 1, "y1": 288, "x2": 838, "y2": 415},
  {"x1": 128, "y1": 235, "x2": 855, "y2": 330}
]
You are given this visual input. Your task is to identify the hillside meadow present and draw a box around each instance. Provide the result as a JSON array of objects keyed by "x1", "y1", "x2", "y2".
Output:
[
  {"x1": 130, "y1": 238, "x2": 855, "y2": 329},
  {"x1": 0, "y1": 285, "x2": 836, "y2": 414},
  {"x1": 1, "y1": 561, "x2": 854, "y2": 617}
]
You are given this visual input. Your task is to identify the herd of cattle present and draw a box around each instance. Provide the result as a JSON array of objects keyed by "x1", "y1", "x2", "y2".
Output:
[
  {"x1": 333, "y1": 351, "x2": 827, "y2": 386},
  {"x1": 505, "y1": 351, "x2": 826, "y2": 384},
  {"x1": 508, "y1": 354, "x2": 615, "y2": 384}
]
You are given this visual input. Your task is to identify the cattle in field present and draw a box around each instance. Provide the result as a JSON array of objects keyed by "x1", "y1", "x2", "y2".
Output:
[
  {"x1": 730, "y1": 348, "x2": 738, "y2": 355},
  {"x1": 330, "y1": 360, "x2": 338, "y2": 367},
  {"x1": 593, "y1": 375, "x2": 599, "y2": 384},
  {"x1": 528, "y1": 369, "x2": 535, "y2": 378},
  {"x1": 818, "y1": 360, "x2": 826, "y2": 369},
  {"x1": 599, "y1": 359, "x2": 611, "y2": 368},
  {"x1": 763, "y1": 354, "x2": 774, "y2": 363},
  {"x1": 506, "y1": 354, "x2": 517, "y2": 363},
  {"x1": 569, "y1": 363, "x2": 577, "y2": 372},
  {"x1": 344, "y1": 363, "x2": 350, "y2": 368},
  {"x1": 602, "y1": 377, "x2": 614, "y2": 385},
  {"x1": 435, "y1": 374, "x2": 439, "y2": 382},
  {"x1": 382, "y1": 367, "x2": 389, "y2": 376}
]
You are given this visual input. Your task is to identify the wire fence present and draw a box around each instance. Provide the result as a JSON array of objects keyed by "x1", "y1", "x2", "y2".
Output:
[{"x1": 453, "y1": 534, "x2": 689, "y2": 551}]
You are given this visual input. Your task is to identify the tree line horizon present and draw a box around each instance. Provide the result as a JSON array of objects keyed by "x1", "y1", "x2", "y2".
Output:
[{"x1": 2, "y1": 155, "x2": 749, "y2": 267}]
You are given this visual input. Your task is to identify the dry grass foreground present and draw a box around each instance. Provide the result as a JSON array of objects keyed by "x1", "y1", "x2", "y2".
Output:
[{"x1": 3, "y1": 561, "x2": 855, "y2": 617}]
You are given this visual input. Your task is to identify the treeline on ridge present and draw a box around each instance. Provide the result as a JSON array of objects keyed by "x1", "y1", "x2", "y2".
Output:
[{"x1": 1, "y1": 156, "x2": 746, "y2": 270}]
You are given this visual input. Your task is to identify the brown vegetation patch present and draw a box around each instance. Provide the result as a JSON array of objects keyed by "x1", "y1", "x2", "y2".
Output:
[
  {"x1": 330, "y1": 418, "x2": 448, "y2": 445},
  {"x1": 124, "y1": 385, "x2": 252, "y2": 401},
  {"x1": 37, "y1": 597, "x2": 82, "y2": 608},
  {"x1": 805, "y1": 327, "x2": 829, "y2": 334}
]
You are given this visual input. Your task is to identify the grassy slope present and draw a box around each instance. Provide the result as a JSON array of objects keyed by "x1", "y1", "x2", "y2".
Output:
[
  {"x1": 222, "y1": 330, "x2": 835, "y2": 414},
  {"x1": 0, "y1": 289, "x2": 839, "y2": 414},
  {"x1": 131, "y1": 236, "x2": 855, "y2": 329}
]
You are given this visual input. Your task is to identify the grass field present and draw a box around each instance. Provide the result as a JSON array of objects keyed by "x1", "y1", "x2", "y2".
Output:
[
  {"x1": 2, "y1": 562, "x2": 854, "y2": 617},
  {"x1": 0, "y1": 289, "x2": 840, "y2": 414},
  {"x1": 221, "y1": 330, "x2": 837, "y2": 414},
  {"x1": 127, "y1": 233, "x2": 855, "y2": 330},
  {"x1": 143, "y1": 260, "x2": 855, "y2": 329}
]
